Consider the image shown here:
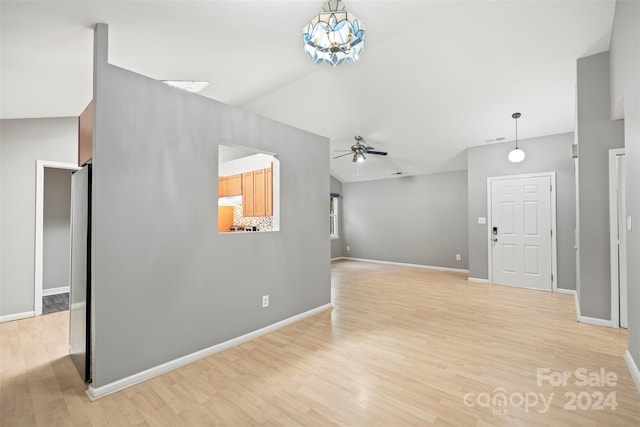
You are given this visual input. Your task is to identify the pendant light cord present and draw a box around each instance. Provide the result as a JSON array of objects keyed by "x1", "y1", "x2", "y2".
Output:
[{"x1": 512, "y1": 112, "x2": 521, "y2": 149}]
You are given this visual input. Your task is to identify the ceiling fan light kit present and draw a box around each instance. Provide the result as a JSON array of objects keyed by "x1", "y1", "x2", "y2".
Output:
[
  {"x1": 333, "y1": 136, "x2": 387, "y2": 177},
  {"x1": 508, "y1": 112, "x2": 525, "y2": 163},
  {"x1": 302, "y1": 0, "x2": 366, "y2": 67}
]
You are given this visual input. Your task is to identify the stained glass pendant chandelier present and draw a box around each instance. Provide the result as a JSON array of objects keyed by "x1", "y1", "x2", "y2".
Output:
[{"x1": 302, "y1": 0, "x2": 366, "y2": 67}]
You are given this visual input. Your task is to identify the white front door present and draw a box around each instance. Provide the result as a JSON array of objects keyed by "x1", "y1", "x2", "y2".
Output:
[{"x1": 490, "y1": 175, "x2": 553, "y2": 291}]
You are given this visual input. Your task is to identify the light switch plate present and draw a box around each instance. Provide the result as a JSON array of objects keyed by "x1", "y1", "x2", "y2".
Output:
[{"x1": 478, "y1": 217, "x2": 486, "y2": 224}]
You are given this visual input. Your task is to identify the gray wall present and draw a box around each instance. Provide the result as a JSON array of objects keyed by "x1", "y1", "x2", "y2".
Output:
[
  {"x1": 610, "y1": 0, "x2": 639, "y2": 364},
  {"x1": 91, "y1": 24, "x2": 330, "y2": 387},
  {"x1": 43, "y1": 168, "x2": 72, "y2": 290},
  {"x1": 342, "y1": 170, "x2": 468, "y2": 269},
  {"x1": 330, "y1": 175, "x2": 344, "y2": 259},
  {"x1": 467, "y1": 132, "x2": 576, "y2": 289},
  {"x1": 0, "y1": 118, "x2": 77, "y2": 317},
  {"x1": 576, "y1": 51, "x2": 624, "y2": 319}
]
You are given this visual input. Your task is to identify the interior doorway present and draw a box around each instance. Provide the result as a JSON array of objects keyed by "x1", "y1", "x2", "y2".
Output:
[
  {"x1": 34, "y1": 160, "x2": 80, "y2": 315},
  {"x1": 609, "y1": 148, "x2": 628, "y2": 328},
  {"x1": 487, "y1": 172, "x2": 557, "y2": 292}
]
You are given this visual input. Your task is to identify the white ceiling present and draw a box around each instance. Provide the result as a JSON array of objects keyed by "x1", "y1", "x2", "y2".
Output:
[{"x1": 0, "y1": 0, "x2": 616, "y2": 182}]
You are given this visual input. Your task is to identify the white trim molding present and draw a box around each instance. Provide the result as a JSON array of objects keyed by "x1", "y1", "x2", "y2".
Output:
[
  {"x1": 624, "y1": 350, "x2": 640, "y2": 393},
  {"x1": 34, "y1": 160, "x2": 81, "y2": 316},
  {"x1": 468, "y1": 278, "x2": 490, "y2": 284},
  {"x1": 609, "y1": 148, "x2": 627, "y2": 329},
  {"x1": 556, "y1": 288, "x2": 576, "y2": 296},
  {"x1": 342, "y1": 257, "x2": 468, "y2": 274},
  {"x1": 578, "y1": 316, "x2": 614, "y2": 328},
  {"x1": 87, "y1": 303, "x2": 333, "y2": 400},
  {"x1": 573, "y1": 293, "x2": 614, "y2": 327},
  {"x1": 0, "y1": 311, "x2": 35, "y2": 323},
  {"x1": 42, "y1": 286, "x2": 70, "y2": 296},
  {"x1": 331, "y1": 257, "x2": 346, "y2": 262}
]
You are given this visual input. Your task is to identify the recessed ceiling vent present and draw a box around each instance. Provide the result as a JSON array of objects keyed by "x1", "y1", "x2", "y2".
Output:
[{"x1": 484, "y1": 137, "x2": 506, "y2": 143}]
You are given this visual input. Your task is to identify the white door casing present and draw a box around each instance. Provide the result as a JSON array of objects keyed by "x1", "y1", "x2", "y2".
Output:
[
  {"x1": 609, "y1": 149, "x2": 627, "y2": 328},
  {"x1": 35, "y1": 160, "x2": 80, "y2": 315},
  {"x1": 618, "y1": 155, "x2": 628, "y2": 328},
  {"x1": 488, "y1": 173, "x2": 556, "y2": 292}
]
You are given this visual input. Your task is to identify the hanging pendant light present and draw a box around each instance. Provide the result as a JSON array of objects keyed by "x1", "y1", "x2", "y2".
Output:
[
  {"x1": 508, "y1": 112, "x2": 525, "y2": 163},
  {"x1": 302, "y1": 0, "x2": 366, "y2": 67}
]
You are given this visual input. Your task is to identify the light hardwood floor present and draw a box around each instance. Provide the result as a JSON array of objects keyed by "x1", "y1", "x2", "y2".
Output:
[{"x1": 1, "y1": 260, "x2": 639, "y2": 426}]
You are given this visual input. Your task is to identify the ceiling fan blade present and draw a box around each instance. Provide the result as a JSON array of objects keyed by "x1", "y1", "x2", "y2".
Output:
[
  {"x1": 367, "y1": 150, "x2": 388, "y2": 156},
  {"x1": 332, "y1": 152, "x2": 353, "y2": 159}
]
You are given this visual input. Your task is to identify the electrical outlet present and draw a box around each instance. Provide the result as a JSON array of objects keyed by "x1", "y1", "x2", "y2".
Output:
[
  {"x1": 456, "y1": 254, "x2": 461, "y2": 261},
  {"x1": 346, "y1": 246, "x2": 351, "y2": 252},
  {"x1": 262, "y1": 295, "x2": 269, "y2": 308}
]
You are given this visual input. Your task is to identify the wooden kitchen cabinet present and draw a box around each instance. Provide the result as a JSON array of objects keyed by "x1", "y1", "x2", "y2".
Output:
[
  {"x1": 226, "y1": 174, "x2": 242, "y2": 196},
  {"x1": 266, "y1": 166, "x2": 273, "y2": 216},
  {"x1": 218, "y1": 176, "x2": 226, "y2": 197},
  {"x1": 253, "y1": 169, "x2": 266, "y2": 216},
  {"x1": 242, "y1": 172, "x2": 254, "y2": 216},
  {"x1": 78, "y1": 100, "x2": 93, "y2": 166},
  {"x1": 241, "y1": 165, "x2": 273, "y2": 217},
  {"x1": 218, "y1": 174, "x2": 242, "y2": 197}
]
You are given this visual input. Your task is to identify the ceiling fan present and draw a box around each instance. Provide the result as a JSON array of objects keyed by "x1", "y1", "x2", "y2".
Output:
[{"x1": 333, "y1": 135, "x2": 388, "y2": 162}]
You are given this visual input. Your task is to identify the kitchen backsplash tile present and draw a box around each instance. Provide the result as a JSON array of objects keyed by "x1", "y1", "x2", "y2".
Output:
[{"x1": 233, "y1": 205, "x2": 273, "y2": 231}]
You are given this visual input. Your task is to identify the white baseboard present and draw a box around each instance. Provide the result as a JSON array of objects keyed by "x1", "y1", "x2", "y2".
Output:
[
  {"x1": 342, "y1": 257, "x2": 469, "y2": 274},
  {"x1": 624, "y1": 350, "x2": 640, "y2": 393},
  {"x1": 467, "y1": 281, "x2": 576, "y2": 291},
  {"x1": 0, "y1": 311, "x2": 35, "y2": 323},
  {"x1": 572, "y1": 293, "x2": 614, "y2": 327},
  {"x1": 331, "y1": 257, "x2": 345, "y2": 262},
  {"x1": 43, "y1": 286, "x2": 70, "y2": 296},
  {"x1": 87, "y1": 303, "x2": 333, "y2": 400},
  {"x1": 578, "y1": 315, "x2": 614, "y2": 327}
]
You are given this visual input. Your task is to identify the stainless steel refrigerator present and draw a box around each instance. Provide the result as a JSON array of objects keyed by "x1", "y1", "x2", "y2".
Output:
[{"x1": 69, "y1": 164, "x2": 91, "y2": 382}]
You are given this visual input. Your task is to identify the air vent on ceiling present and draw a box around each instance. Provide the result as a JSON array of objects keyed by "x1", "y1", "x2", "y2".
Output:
[{"x1": 484, "y1": 137, "x2": 506, "y2": 143}]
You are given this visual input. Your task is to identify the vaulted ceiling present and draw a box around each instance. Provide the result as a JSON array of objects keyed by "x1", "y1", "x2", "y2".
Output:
[{"x1": 0, "y1": 1, "x2": 616, "y2": 182}]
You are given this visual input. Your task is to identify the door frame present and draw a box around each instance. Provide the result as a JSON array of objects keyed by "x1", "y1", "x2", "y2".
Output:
[
  {"x1": 34, "y1": 160, "x2": 81, "y2": 315},
  {"x1": 609, "y1": 148, "x2": 627, "y2": 328},
  {"x1": 487, "y1": 172, "x2": 558, "y2": 292}
]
